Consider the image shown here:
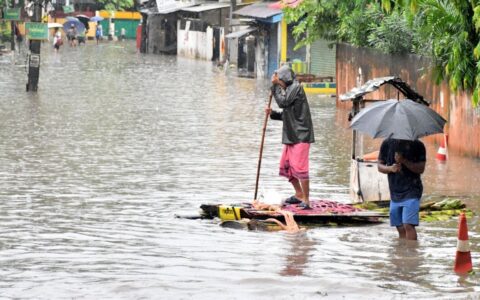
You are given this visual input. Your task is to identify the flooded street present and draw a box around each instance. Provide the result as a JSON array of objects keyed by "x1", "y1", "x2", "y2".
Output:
[{"x1": 0, "y1": 41, "x2": 480, "y2": 299}]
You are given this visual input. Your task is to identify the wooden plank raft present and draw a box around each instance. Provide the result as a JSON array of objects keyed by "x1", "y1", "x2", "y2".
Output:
[{"x1": 200, "y1": 199, "x2": 387, "y2": 225}]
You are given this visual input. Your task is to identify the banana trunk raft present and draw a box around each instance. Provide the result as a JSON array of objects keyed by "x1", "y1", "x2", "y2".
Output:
[{"x1": 354, "y1": 198, "x2": 473, "y2": 222}]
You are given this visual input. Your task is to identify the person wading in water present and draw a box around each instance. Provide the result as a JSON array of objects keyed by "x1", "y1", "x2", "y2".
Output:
[{"x1": 378, "y1": 138, "x2": 426, "y2": 240}]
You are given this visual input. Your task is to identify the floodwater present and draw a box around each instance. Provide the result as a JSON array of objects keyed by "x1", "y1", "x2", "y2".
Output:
[{"x1": 0, "y1": 41, "x2": 479, "y2": 299}]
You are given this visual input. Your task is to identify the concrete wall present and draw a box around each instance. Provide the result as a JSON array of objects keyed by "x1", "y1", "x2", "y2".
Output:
[
  {"x1": 336, "y1": 43, "x2": 480, "y2": 157},
  {"x1": 177, "y1": 19, "x2": 214, "y2": 60},
  {"x1": 255, "y1": 33, "x2": 266, "y2": 79},
  {"x1": 146, "y1": 14, "x2": 177, "y2": 54}
]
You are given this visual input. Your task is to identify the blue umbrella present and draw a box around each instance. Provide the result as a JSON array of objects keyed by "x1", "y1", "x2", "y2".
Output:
[
  {"x1": 66, "y1": 16, "x2": 79, "y2": 22},
  {"x1": 63, "y1": 20, "x2": 86, "y2": 34},
  {"x1": 90, "y1": 16, "x2": 104, "y2": 22}
]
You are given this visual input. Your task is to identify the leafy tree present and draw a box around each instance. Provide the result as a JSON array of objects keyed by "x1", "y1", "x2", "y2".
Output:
[
  {"x1": 284, "y1": 0, "x2": 480, "y2": 106},
  {"x1": 283, "y1": 0, "x2": 409, "y2": 51},
  {"x1": 97, "y1": 0, "x2": 135, "y2": 11},
  {"x1": 282, "y1": 0, "x2": 349, "y2": 48},
  {"x1": 398, "y1": 0, "x2": 479, "y2": 105},
  {"x1": 366, "y1": 8, "x2": 414, "y2": 54},
  {"x1": 0, "y1": 0, "x2": 11, "y2": 8}
]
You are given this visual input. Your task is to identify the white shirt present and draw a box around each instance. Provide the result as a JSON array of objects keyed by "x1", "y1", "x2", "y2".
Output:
[{"x1": 53, "y1": 31, "x2": 61, "y2": 45}]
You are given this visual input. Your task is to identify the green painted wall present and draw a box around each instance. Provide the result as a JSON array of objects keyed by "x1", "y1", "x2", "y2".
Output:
[{"x1": 99, "y1": 19, "x2": 139, "y2": 39}]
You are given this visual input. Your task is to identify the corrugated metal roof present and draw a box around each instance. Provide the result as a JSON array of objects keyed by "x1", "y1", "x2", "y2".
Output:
[
  {"x1": 310, "y1": 39, "x2": 336, "y2": 78},
  {"x1": 225, "y1": 27, "x2": 256, "y2": 39},
  {"x1": 154, "y1": 2, "x2": 197, "y2": 14},
  {"x1": 181, "y1": 3, "x2": 231, "y2": 13},
  {"x1": 233, "y1": 2, "x2": 282, "y2": 19},
  {"x1": 339, "y1": 76, "x2": 429, "y2": 106},
  {"x1": 340, "y1": 77, "x2": 396, "y2": 101},
  {"x1": 139, "y1": 7, "x2": 158, "y2": 15}
]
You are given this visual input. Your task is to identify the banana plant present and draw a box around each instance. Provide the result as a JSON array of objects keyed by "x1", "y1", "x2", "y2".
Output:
[{"x1": 283, "y1": 0, "x2": 480, "y2": 106}]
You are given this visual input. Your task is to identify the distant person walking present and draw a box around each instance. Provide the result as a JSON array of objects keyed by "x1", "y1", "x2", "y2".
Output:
[
  {"x1": 265, "y1": 65, "x2": 315, "y2": 209},
  {"x1": 67, "y1": 24, "x2": 77, "y2": 47},
  {"x1": 53, "y1": 28, "x2": 63, "y2": 52},
  {"x1": 14, "y1": 23, "x2": 23, "y2": 44},
  {"x1": 108, "y1": 22, "x2": 114, "y2": 40},
  {"x1": 77, "y1": 31, "x2": 86, "y2": 45},
  {"x1": 120, "y1": 27, "x2": 126, "y2": 41},
  {"x1": 95, "y1": 23, "x2": 103, "y2": 45},
  {"x1": 378, "y1": 138, "x2": 426, "y2": 241}
]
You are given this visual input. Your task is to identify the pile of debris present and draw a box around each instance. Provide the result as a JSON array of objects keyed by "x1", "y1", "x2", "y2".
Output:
[{"x1": 354, "y1": 198, "x2": 473, "y2": 222}]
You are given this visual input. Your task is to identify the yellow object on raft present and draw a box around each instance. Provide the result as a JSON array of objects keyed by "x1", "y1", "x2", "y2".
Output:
[{"x1": 218, "y1": 205, "x2": 242, "y2": 221}]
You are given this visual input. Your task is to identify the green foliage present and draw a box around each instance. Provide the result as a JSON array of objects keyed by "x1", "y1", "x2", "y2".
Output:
[
  {"x1": 367, "y1": 10, "x2": 414, "y2": 54},
  {"x1": 284, "y1": 1, "x2": 413, "y2": 53},
  {"x1": 96, "y1": 0, "x2": 135, "y2": 11},
  {"x1": 1, "y1": 0, "x2": 25, "y2": 8},
  {"x1": 0, "y1": 20, "x2": 12, "y2": 43},
  {"x1": 403, "y1": 0, "x2": 479, "y2": 105},
  {"x1": 338, "y1": 3, "x2": 381, "y2": 48},
  {"x1": 0, "y1": 0, "x2": 10, "y2": 8},
  {"x1": 284, "y1": 0, "x2": 480, "y2": 106},
  {"x1": 283, "y1": 0, "x2": 340, "y2": 49}
]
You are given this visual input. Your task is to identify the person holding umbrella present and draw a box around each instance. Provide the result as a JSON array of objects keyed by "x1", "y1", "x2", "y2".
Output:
[
  {"x1": 95, "y1": 23, "x2": 103, "y2": 45},
  {"x1": 53, "y1": 27, "x2": 63, "y2": 52},
  {"x1": 348, "y1": 98, "x2": 446, "y2": 240},
  {"x1": 67, "y1": 23, "x2": 77, "y2": 47},
  {"x1": 265, "y1": 65, "x2": 315, "y2": 209},
  {"x1": 75, "y1": 15, "x2": 90, "y2": 45},
  {"x1": 378, "y1": 138, "x2": 426, "y2": 241}
]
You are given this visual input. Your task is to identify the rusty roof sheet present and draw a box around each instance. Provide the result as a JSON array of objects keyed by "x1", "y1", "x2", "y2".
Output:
[
  {"x1": 225, "y1": 27, "x2": 256, "y2": 39},
  {"x1": 340, "y1": 76, "x2": 429, "y2": 106},
  {"x1": 233, "y1": 2, "x2": 282, "y2": 19},
  {"x1": 181, "y1": 3, "x2": 231, "y2": 12}
]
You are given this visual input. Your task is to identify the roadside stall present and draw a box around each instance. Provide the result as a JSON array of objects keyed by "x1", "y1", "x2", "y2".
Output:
[{"x1": 339, "y1": 76, "x2": 430, "y2": 205}]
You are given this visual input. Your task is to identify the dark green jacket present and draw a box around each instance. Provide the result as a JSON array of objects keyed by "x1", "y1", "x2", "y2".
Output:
[{"x1": 270, "y1": 66, "x2": 315, "y2": 145}]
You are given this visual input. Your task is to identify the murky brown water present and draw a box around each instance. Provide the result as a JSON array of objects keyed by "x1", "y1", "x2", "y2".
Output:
[{"x1": 0, "y1": 41, "x2": 479, "y2": 299}]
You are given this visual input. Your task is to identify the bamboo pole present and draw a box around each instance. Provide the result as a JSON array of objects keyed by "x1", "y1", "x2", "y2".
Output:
[{"x1": 254, "y1": 92, "x2": 273, "y2": 200}]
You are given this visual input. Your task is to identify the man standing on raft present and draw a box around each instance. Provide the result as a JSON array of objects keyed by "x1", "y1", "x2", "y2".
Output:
[{"x1": 266, "y1": 65, "x2": 315, "y2": 209}]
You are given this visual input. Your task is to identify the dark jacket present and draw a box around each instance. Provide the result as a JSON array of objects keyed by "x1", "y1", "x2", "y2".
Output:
[
  {"x1": 270, "y1": 66, "x2": 315, "y2": 144},
  {"x1": 378, "y1": 138, "x2": 426, "y2": 201}
]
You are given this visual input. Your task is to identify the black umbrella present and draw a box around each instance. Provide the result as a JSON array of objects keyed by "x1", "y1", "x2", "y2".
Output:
[
  {"x1": 350, "y1": 99, "x2": 447, "y2": 140},
  {"x1": 76, "y1": 14, "x2": 90, "y2": 32}
]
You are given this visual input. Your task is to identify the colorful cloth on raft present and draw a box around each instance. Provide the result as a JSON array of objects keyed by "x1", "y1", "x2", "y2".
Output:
[{"x1": 245, "y1": 200, "x2": 363, "y2": 216}]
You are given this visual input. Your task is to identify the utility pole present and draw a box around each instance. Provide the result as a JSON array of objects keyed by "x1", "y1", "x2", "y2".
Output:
[
  {"x1": 225, "y1": 0, "x2": 236, "y2": 63},
  {"x1": 11, "y1": 2, "x2": 15, "y2": 51},
  {"x1": 228, "y1": 0, "x2": 236, "y2": 33},
  {"x1": 26, "y1": 0, "x2": 42, "y2": 92}
]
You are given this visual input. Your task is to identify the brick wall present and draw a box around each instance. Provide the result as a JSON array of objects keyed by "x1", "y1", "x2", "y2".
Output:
[{"x1": 336, "y1": 43, "x2": 480, "y2": 157}]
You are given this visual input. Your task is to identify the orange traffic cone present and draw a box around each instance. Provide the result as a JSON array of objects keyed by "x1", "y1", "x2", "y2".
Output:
[
  {"x1": 454, "y1": 212, "x2": 473, "y2": 274},
  {"x1": 436, "y1": 134, "x2": 448, "y2": 161}
]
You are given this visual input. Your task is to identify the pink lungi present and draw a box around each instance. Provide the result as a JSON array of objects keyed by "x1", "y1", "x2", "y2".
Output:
[{"x1": 279, "y1": 143, "x2": 310, "y2": 182}]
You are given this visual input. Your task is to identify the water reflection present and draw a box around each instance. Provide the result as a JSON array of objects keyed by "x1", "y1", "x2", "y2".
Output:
[
  {"x1": 279, "y1": 233, "x2": 315, "y2": 277},
  {"x1": 387, "y1": 240, "x2": 425, "y2": 282}
]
